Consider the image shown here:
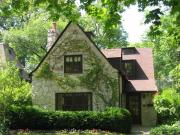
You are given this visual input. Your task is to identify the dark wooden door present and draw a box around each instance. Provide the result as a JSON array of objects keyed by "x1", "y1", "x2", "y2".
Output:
[{"x1": 126, "y1": 93, "x2": 141, "y2": 124}]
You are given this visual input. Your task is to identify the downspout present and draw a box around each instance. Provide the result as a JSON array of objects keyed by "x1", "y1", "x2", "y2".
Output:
[{"x1": 118, "y1": 71, "x2": 122, "y2": 107}]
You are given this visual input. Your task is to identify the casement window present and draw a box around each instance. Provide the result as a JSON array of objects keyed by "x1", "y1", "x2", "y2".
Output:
[
  {"x1": 64, "y1": 55, "x2": 82, "y2": 73},
  {"x1": 123, "y1": 60, "x2": 135, "y2": 79},
  {"x1": 55, "y1": 93, "x2": 92, "y2": 111}
]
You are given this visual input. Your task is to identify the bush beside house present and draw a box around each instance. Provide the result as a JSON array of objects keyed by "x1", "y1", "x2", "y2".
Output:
[
  {"x1": 8, "y1": 106, "x2": 132, "y2": 133},
  {"x1": 150, "y1": 88, "x2": 180, "y2": 134},
  {"x1": 153, "y1": 88, "x2": 180, "y2": 124}
]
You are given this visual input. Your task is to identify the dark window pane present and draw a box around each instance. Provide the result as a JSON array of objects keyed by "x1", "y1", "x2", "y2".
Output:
[
  {"x1": 122, "y1": 48, "x2": 136, "y2": 55},
  {"x1": 64, "y1": 55, "x2": 82, "y2": 73},
  {"x1": 123, "y1": 61, "x2": 135, "y2": 79},
  {"x1": 55, "y1": 93, "x2": 92, "y2": 111}
]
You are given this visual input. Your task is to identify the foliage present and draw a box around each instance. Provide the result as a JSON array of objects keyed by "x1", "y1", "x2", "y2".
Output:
[
  {"x1": 2, "y1": 13, "x2": 68, "y2": 71},
  {"x1": 150, "y1": 121, "x2": 180, "y2": 135},
  {"x1": 35, "y1": 62, "x2": 54, "y2": 79},
  {"x1": 137, "y1": 0, "x2": 180, "y2": 26},
  {"x1": 79, "y1": 15, "x2": 128, "y2": 48},
  {"x1": 153, "y1": 88, "x2": 180, "y2": 124},
  {"x1": 170, "y1": 64, "x2": 180, "y2": 89},
  {"x1": 149, "y1": 15, "x2": 179, "y2": 80},
  {"x1": 1, "y1": 0, "x2": 180, "y2": 31},
  {"x1": 2, "y1": 14, "x2": 50, "y2": 71},
  {"x1": 0, "y1": 63, "x2": 31, "y2": 134},
  {"x1": 80, "y1": 62, "x2": 118, "y2": 106},
  {"x1": 0, "y1": 122, "x2": 8, "y2": 135},
  {"x1": 35, "y1": 62, "x2": 78, "y2": 91},
  {"x1": 0, "y1": 63, "x2": 31, "y2": 107},
  {"x1": 8, "y1": 106, "x2": 132, "y2": 133},
  {"x1": 0, "y1": 0, "x2": 34, "y2": 30}
]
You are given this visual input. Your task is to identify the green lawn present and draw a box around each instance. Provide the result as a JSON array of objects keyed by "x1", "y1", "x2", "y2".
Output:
[{"x1": 11, "y1": 130, "x2": 123, "y2": 135}]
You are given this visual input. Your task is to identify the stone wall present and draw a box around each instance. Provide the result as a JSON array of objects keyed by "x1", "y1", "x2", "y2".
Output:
[
  {"x1": 141, "y1": 92, "x2": 157, "y2": 126},
  {"x1": 32, "y1": 23, "x2": 121, "y2": 111}
]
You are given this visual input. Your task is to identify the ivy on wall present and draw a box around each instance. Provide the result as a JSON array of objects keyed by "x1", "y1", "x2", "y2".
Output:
[
  {"x1": 35, "y1": 62, "x2": 54, "y2": 79},
  {"x1": 34, "y1": 34, "x2": 119, "y2": 107},
  {"x1": 79, "y1": 59, "x2": 118, "y2": 106},
  {"x1": 35, "y1": 62, "x2": 79, "y2": 91}
]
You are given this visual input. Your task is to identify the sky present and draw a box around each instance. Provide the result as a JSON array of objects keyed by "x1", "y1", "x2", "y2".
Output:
[{"x1": 122, "y1": 5, "x2": 150, "y2": 43}]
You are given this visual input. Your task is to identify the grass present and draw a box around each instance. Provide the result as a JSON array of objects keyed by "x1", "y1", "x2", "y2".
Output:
[{"x1": 11, "y1": 129, "x2": 123, "y2": 135}]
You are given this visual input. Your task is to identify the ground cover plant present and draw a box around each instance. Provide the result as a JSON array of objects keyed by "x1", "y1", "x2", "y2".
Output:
[
  {"x1": 150, "y1": 121, "x2": 180, "y2": 135},
  {"x1": 11, "y1": 129, "x2": 124, "y2": 135}
]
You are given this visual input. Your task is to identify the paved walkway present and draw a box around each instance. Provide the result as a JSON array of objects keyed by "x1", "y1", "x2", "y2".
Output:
[{"x1": 131, "y1": 125, "x2": 152, "y2": 135}]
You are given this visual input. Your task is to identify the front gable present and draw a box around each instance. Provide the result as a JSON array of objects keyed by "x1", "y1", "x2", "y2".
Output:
[{"x1": 32, "y1": 22, "x2": 118, "y2": 76}]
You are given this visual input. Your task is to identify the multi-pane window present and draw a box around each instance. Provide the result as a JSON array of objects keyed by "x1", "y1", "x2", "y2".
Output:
[
  {"x1": 55, "y1": 93, "x2": 92, "y2": 111},
  {"x1": 123, "y1": 61, "x2": 135, "y2": 79},
  {"x1": 64, "y1": 55, "x2": 82, "y2": 73}
]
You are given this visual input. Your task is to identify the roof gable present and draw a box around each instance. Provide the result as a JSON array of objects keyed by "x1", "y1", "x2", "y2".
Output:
[{"x1": 30, "y1": 22, "x2": 117, "y2": 75}]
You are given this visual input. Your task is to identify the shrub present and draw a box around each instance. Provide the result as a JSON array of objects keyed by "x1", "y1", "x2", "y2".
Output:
[
  {"x1": 153, "y1": 88, "x2": 180, "y2": 124},
  {"x1": 0, "y1": 63, "x2": 31, "y2": 135},
  {"x1": 7, "y1": 106, "x2": 132, "y2": 133},
  {"x1": 150, "y1": 121, "x2": 180, "y2": 135}
]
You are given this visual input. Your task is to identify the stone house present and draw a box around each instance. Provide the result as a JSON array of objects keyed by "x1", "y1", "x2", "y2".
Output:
[{"x1": 30, "y1": 22, "x2": 158, "y2": 126}]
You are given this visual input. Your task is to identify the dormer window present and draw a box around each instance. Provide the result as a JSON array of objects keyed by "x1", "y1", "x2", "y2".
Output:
[
  {"x1": 123, "y1": 60, "x2": 135, "y2": 79},
  {"x1": 64, "y1": 55, "x2": 82, "y2": 73},
  {"x1": 122, "y1": 48, "x2": 137, "y2": 55}
]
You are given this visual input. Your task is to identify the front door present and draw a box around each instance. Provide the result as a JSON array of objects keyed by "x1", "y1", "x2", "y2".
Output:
[{"x1": 126, "y1": 93, "x2": 141, "y2": 124}]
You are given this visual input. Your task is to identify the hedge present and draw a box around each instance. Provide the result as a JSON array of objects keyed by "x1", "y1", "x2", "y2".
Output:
[{"x1": 7, "y1": 106, "x2": 132, "y2": 133}]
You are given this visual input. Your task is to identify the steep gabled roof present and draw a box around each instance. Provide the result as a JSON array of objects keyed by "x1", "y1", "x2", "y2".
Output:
[
  {"x1": 101, "y1": 49, "x2": 122, "y2": 58},
  {"x1": 101, "y1": 48, "x2": 158, "y2": 92},
  {"x1": 30, "y1": 22, "x2": 118, "y2": 76}
]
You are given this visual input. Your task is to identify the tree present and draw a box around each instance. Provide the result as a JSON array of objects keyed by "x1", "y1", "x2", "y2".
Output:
[
  {"x1": 0, "y1": 0, "x2": 179, "y2": 30},
  {"x1": 2, "y1": 13, "x2": 67, "y2": 71},
  {"x1": 0, "y1": 63, "x2": 31, "y2": 134},
  {"x1": 149, "y1": 15, "x2": 179, "y2": 81},
  {"x1": 79, "y1": 15, "x2": 128, "y2": 48},
  {"x1": 2, "y1": 14, "x2": 48, "y2": 71}
]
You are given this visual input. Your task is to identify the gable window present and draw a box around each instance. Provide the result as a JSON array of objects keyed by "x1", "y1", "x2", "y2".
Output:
[
  {"x1": 64, "y1": 55, "x2": 82, "y2": 73},
  {"x1": 55, "y1": 93, "x2": 92, "y2": 111},
  {"x1": 123, "y1": 60, "x2": 135, "y2": 79}
]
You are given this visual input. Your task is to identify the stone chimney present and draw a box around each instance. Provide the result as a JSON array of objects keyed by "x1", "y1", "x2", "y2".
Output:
[{"x1": 46, "y1": 22, "x2": 59, "y2": 51}]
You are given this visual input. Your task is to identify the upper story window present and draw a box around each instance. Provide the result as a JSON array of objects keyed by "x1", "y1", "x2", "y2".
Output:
[
  {"x1": 123, "y1": 60, "x2": 135, "y2": 79},
  {"x1": 64, "y1": 55, "x2": 82, "y2": 73}
]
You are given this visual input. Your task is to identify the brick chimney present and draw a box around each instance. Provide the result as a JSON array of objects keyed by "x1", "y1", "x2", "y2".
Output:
[{"x1": 46, "y1": 22, "x2": 59, "y2": 51}]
